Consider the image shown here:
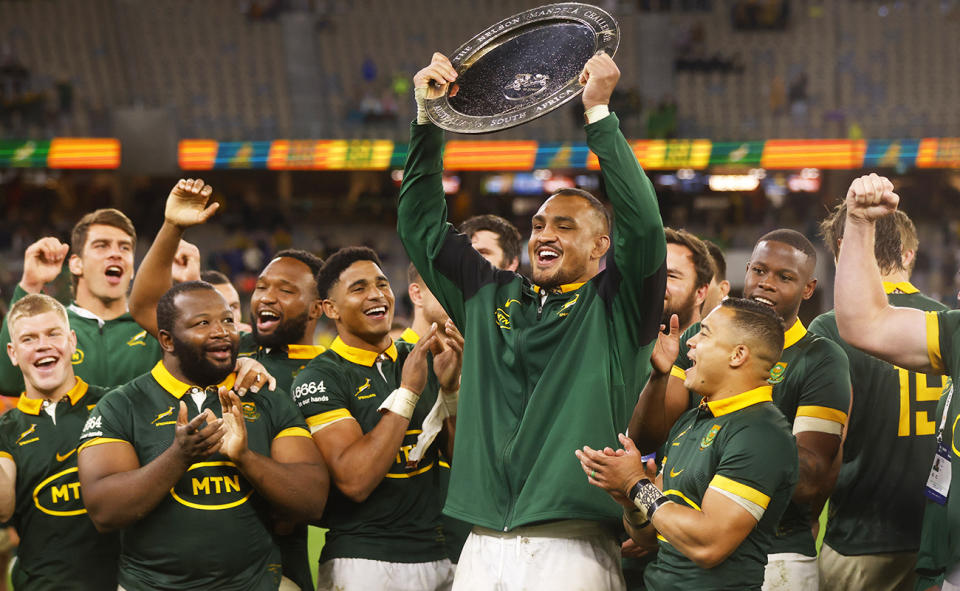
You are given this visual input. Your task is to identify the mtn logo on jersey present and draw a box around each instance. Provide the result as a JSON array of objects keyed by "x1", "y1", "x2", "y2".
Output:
[
  {"x1": 767, "y1": 362, "x2": 788, "y2": 385},
  {"x1": 700, "y1": 424, "x2": 722, "y2": 450},
  {"x1": 71, "y1": 349, "x2": 85, "y2": 365},
  {"x1": 355, "y1": 378, "x2": 376, "y2": 400},
  {"x1": 170, "y1": 461, "x2": 253, "y2": 510},
  {"x1": 127, "y1": 331, "x2": 149, "y2": 347},
  {"x1": 33, "y1": 467, "x2": 86, "y2": 516}
]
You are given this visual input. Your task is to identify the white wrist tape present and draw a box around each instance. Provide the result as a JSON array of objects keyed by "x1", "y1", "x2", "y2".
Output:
[
  {"x1": 440, "y1": 388, "x2": 459, "y2": 417},
  {"x1": 415, "y1": 86, "x2": 430, "y2": 124},
  {"x1": 378, "y1": 387, "x2": 420, "y2": 420},
  {"x1": 584, "y1": 104, "x2": 610, "y2": 124}
]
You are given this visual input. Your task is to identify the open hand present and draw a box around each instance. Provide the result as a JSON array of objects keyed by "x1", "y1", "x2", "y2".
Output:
[
  {"x1": 172, "y1": 402, "x2": 224, "y2": 465},
  {"x1": 165, "y1": 178, "x2": 218, "y2": 229},
  {"x1": 432, "y1": 319, "x2": 464, "y2": 392},
  {"x1": 218, "y1": 387, "x2": 249, "y2": 462}
]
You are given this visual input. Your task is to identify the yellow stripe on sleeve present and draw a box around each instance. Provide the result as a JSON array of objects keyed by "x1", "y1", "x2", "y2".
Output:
[
  {"x1": 709, "y1": 475, "x2": 770, "y2": 509},
  {"x1": 662, "y1": 489, "x2": 701, "y2": 511},
  {"x1": 305, "y1": 409, "x2": 355, "y2": 434},
  {"x1": 670, "y1": 366, "x2": 687, "y2": 381},
  {"x1": 78, "y1": 437, "x2": 128, "y2": 452},
  {"x1": 796, "y1": 405, "x2": 847, "y2": 425},
  {"x1": 273, "y1": 427, "x2": 311, "y2": 440},
  {"x1": 927, "y1": 311, "x2": 945, "y2": 372}
]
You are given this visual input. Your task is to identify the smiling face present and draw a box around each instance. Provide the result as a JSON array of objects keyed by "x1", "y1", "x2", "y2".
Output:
[
  {"x1": 683, "y1": 306, "x2": 737, "y2": 396},
  {"x1": 663, "y1": 243, "x2": 704, "y2": 330},
  {"x1": 251, "y1": 256, "x2": 321, "y2": 347},
  {"x1": 742, "y1": 240, "x2": 816, "y2": 324},
  {"x1": 7, "y1": 310, "x2": 77, "y2": 398},
  {"x1": 165, "y1": 289, "x2": 239, "y2": 386},
  {"x1": 528, "y1": 193, "x2": 608, "y2": 290},
  {"x1": 323, "y1": 260, "x2": 395, "y2": 348},
  {"x1": 69, "y1": 224, "x2": 135, "y2": 306}
]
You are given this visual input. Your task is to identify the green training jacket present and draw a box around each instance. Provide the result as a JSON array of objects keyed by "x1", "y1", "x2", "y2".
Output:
[{"x1": 397, "y1": 113, "x2": 666, "y2": 531}]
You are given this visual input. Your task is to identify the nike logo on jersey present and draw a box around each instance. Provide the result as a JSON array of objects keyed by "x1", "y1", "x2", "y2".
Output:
[
  {"x1": 16, "y1": 424, "x2": 38, "y2": 446},
  {"x1": 669, "y1": 467, "x2": 684, "y2": 477},
  {"x1": 56, "y1": 448, "x2": 77, "y2": 462}
]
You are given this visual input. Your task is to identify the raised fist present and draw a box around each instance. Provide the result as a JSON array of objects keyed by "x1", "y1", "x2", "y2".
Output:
[
  {"x1": 845, "y1": 173, "x2": 899, "y2": 223},
  {"x1": 20, "y1": 237, "x2": 69, "y2": 293}
]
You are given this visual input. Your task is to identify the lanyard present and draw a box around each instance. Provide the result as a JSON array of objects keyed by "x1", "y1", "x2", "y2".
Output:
[{"x1": 937, "y1": 381, "x2": 955, "y2": 444}]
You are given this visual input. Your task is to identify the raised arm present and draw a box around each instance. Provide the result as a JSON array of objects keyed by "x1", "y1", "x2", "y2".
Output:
[
  {"x1": 629, "y1": 314, "x2": 690, "y2": 452},
  {"x1": 581, "y1": 54, "x2": 667, "y2": 349},
  {"x1": 78, "y1": 403, "x2": 224, "y2": 532},
  {"x1": 129, "y1": 179, "x2": 218, "y2": 337},
  {"x1": 218, "y1": 388, "x2": 327, "y2": 521},
  {"x1": 835, "y1": 174, "x2": 933, "y2": 372},
  {"x1": 397, "y1": 53, "x2": 509, "y2": 328},
  {"x1": 0, "y1": 237, "x2": 70, "y2": 394}
]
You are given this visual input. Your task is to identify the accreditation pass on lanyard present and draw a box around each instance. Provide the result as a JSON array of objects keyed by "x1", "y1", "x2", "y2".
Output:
[{"x1": 926, "y1": 382, "x2": 954, "y2": 505}]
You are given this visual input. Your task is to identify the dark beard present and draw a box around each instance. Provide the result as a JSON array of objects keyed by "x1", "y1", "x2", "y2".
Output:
[
  {"x1": 172, "y1": 334, "x2": 237, "y2": 386},
  {"x1": 663, "y1": 289, "x2": 698, "y2": 329},
  {"x1": 252, "y1": 310, "x2": 309, "y2": 348}
]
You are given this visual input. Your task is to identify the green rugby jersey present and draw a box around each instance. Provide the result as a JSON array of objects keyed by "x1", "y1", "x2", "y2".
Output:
[
  {"x1": 0, "y1": 285, "x2": 162, "y2": 395},
  {"x1": 291, "y1": 336, "x2": 446, "y2": 564},
  {"x1": 644, "y1": 386, "x2": 798, "y2": 591},
  {"x1": 237, "y1": 334, "x2": 325, "y2": 590},
  {"x1": 914, "y1": 383, "x2": 953, "y2": 588},
  {"x1": 673, "y1": 319, "x2": 850, "y2": 556},
  {"x1": 0, "y1": 377, "x2": 119, "y2": 590},
  {"x1": 809, "y1": 281, "x2": 947, "y2": 555},
  {"x1": 924, "y1": 308, "x2": 960, "y2": 571},
  {"x1": 78, "y1": 361, "x2": 311, "y2": 591},
  {"x1": 237, "y1": 332, "x2": 325, "y2": 393},
  {"x1": 398, "y1": 113, "x2": 667, "y2": 531},
  {"x1": 399, "y1": 327, "x2": 471, "y2": 563}
]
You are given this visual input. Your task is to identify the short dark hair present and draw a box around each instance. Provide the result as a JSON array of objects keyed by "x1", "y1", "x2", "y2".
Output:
[
  {"x1": 665, "y1": 228, "x2": 715, "y2": 289},
  {"x1": 407, "y1": 262, "x2": 422, "y2": 285},
  {"x1": 316, "y1": 247, "x2": 383, "y2": 299},
  {"x1": 157, "y1": 281, "x2": 220, "y2": 335},
  {"x1": 703, "y1": 240, "x2": 726, "y2": 282},
  {"x1": 274, "y1": 249, "x2": 324, "y2": 278},
  {"x1": 459, "y1": 214, "x2": 523, "y2": 267},
  {"x1": 550, "y1": 188, "x2": 612, "y2": 234},
  {"x1": 720, "y1": 297, "x2": 785, "y2": 369},
  {"x1": 818, "y1": 201, "x2": 917, "y2": 275},
  {"x1": 70, "y1": 208, "x2": 137, "y2": 291},
  {"x1": 200, "y1": 270, "x2": 231, "y2": 286},
  {"x1": 757, "y1": 229, "x2": 817, "y2": 268}
]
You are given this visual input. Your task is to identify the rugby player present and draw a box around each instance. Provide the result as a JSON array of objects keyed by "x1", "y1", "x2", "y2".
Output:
[
  {"x1": 810, "y1": 202, "x2": 946, "y2": 591},
  {"x1": 663, "y1": 228, "x2": 715, "y2": 334},
  {"x1": 832, "y1": 173, "x2": 960, "y2": 591},
  {"x1": 458, "y1": 214, "x2": 522, "y2": 272},
  {"x1": 128, "y1": 178, "x2": 324, "y2": 589},
  {"x1": 0, "y1": 208, "x2": 167, "y2": 393},
  {"x1": 291, "y1": 247, "x2": 462, "y2": 590},
  {"x1": 631, "y1": 229, "x2": 850, "y2": 590},
  {"x1": 701, "y1": 239, "x2": 731, "y2": 315},
  {"x1": 578, "y1": 297, "x2": 798, "y2": 590},
  {"x1": 0, "y1": 294, "x2": 119, "y2": 589},
  {"x1": 399, "y1": 52, "x2": 666, "y2": 590},
  {"x1": 202, "y1": 270, "x2": 253, "y2": 333},
  {"x1": 77, "y1": 281, "x2": 327, "y2": 590}
]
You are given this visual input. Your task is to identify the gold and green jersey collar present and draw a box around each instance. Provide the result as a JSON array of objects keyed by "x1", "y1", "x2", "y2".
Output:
[
  {"x1": 329, "y1": 337, "x2": 398, "y2": 367},
  {"x1": 151, "y1": 361, "x2": 236, "y2": 399},
  {"x1": 704, "y1": 385, "x2": 773, "y2": 417},
  {"x1": 399, "y1": 328, "x2": 420, "y2": 345},
  {"x1": 533, "y1": 282, "x2": 585, "y2": 295},
  {"x1": 882, "y1": 281, "x2": 919, "y2": 295},
  {"x1": 286, "y1": 344, "x2": 326, "y2": 360},
  {"x1": 17, "y1": 376, "x2": 90, "y2": 415},
  {"x1": 783, "y1": 318, "x2": 807, "y2": 350}
]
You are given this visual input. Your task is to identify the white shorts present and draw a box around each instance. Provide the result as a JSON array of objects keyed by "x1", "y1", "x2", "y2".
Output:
[
  {"x1": 452, "y1": 520, "x2": 625, "y2": 591},
  {"x1": 316, "y1": 557, "x2": 454, "y2": 591},
  {"x1": 763, "y1": 552, "x2": 819, "y2": 591},
  {"x1": 942, "y1": 561, "x2": 960, "y2": 591},
  {"x1": 818, "y1": 543, "x2": 917, "y2": 591}
]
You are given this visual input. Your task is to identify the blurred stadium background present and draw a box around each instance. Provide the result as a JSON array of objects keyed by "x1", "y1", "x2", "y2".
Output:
[{"x1": 2, "y1": 0, "x2": 960, "y2": 340}]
